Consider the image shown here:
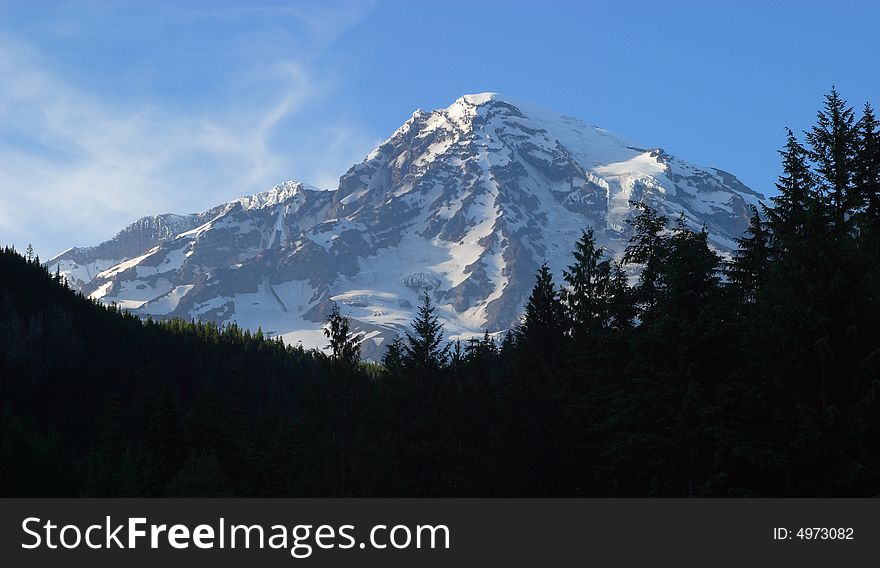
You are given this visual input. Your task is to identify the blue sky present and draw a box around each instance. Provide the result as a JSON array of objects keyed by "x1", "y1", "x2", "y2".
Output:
[{"x1": 1, "y1": 0, "x2": 878, "y2": 257}]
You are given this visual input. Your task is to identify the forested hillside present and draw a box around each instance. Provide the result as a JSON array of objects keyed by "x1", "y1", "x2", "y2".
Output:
[{"x1": 2, "y1": 89, "x2": 879, "y2": 496}]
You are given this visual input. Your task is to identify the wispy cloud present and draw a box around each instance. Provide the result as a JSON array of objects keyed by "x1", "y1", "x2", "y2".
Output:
[{"x1": 0, "y1": 2, "x2": 380, "y2": 258}]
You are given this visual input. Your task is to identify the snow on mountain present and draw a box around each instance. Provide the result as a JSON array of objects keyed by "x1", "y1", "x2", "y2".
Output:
[{"x1": 48, "y1": 94, "x2": 764, "y2": 358}]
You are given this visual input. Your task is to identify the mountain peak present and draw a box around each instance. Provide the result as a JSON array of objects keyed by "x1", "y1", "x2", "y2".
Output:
[
  {"x1": 450, "y1": 92, "x2": 580, "y2": 122},
  {"x1": 456, "y1": 92, "x2": 503, "y2": 106},
  {"x1": 235, "y1": 180, "x2": 322, "y2": 211},
  {"x1": 446, "y1": 92, "x2": 530, "y2": 121},
  {"x1": 51, "y1": 94, "x2": 764, "y2": 357}
]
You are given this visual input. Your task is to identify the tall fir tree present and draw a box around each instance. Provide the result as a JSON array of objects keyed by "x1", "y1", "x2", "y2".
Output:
[
  {"x1": 403, "y1": 292, "x2": 450, "y2": 375},
  {"x1": 562, "y1": 228, "x2": 612, "y2": 338},
  {"x1": 623, "y1": 202, "x2": 668, "y2": 324},
  {"x1": 855, "y1": 102, "x2": 880, "y2": 234},
  {"x1": 726, "y1": 205, "x2": 770, "y2": 303},
  {"x1": 324, "y1": 305, "x2": 360, "y2": 366},
  {"x1": 765, "y1": 128, "x2": 818, "y2": 249},
  {"x1": 656, "y1": 221, "x2": 721, "y2": 322},
  {"x1": 606, "y1": 260, "x2": 636, "y2": 332},
  {"x1": 382, "y1": 336, "x2": 405, "y2": 376},
  {"x1": 519, "y1": 263, "x2": 567, "y2": 353},
  {"x1": 806, "y1": 87, "x2": 858, "y2": 220}
]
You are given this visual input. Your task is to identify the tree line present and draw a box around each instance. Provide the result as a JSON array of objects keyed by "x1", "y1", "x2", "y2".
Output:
[{"x1": 2, "y1": 89, "x2": 879, "y2": 496}]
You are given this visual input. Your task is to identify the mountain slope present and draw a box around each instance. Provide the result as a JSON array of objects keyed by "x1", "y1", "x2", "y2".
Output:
[{"x1": 49, "y1": 93, "x2": 764, "y2": 356}]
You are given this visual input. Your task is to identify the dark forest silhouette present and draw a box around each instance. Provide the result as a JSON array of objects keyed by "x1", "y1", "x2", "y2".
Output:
[{"x1": 2, "y1": 89, "x2": 879, "y2": 496}]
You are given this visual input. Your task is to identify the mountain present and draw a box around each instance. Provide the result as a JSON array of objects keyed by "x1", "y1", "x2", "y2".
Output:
[{"x1": 48, "y1": 93, "x2": 764, "y2": 357}]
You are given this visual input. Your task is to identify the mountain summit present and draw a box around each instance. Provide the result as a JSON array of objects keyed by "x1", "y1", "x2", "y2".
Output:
[{"x1": 49, "y1": 94, "x2": 764, "y2": 356}]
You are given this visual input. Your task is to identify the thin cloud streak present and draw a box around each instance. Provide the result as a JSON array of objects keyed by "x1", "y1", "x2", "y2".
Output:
[{"x1": 0, "y1": 2, "x2": 379, "y2": 258}]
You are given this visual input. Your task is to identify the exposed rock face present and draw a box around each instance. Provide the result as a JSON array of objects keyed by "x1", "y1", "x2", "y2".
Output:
[{"x1": 50, "y1": 94, "x2": 764, "y2": 358}]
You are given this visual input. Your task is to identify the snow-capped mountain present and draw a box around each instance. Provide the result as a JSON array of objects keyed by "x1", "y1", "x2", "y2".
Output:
[{"x1": 49, "y1": 93, "x2": 764, "y2": 357}]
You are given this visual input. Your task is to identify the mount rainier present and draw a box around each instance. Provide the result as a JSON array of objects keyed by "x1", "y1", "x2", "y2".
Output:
[{"x1": 48, "y1": 93, "x2": 765, "y2": 357}]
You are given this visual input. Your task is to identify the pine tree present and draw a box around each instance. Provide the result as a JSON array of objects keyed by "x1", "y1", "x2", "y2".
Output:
[
  {"x1": 403, "y1": 292, "x2": 450, "y2": 374},
  {"x1": 726, "y1": 205, "x2": 770, "y2": 302},
  {"x1": 325, "y1": 305, "x2": 360, "y2": 366},
  {"x1": 855, "y1": 102, "x2": 880, "y2": 233},
  {"x1": 25, "y1": 243, "x2": 34, "y2": 263},
  {"x1": 657, "y1": 222, "x2": 721, "y2": 320},
  {"x1": 623, "y1": 202, "x2": 668, "y2": 323},
  {"x1": 499, "y1": 329, "x2": 517, "y2": 360},
  {"x1": 463, "y1": 331, "x2": 499, "y2": 365},
  {"x1": 481, "y1": 330, "x2": 497, "y2": 355},
  {"x1": 450, "y1": 339, "x2": 464, "y2": 368},
  {"x1": 607, "y1": 260, "x2": 636, "y2": 331},
  {"x1": 382, "y1": 336, "x2": 405, "y2": 376},
  {"x1": 765, "y1": 129, "x2": 817, "y2": 248},
  {"x1": 519, "y1": 263, "x2": 566, "y2": 352},
  {"x1": 806, "y1": 87, "x2": 858, "y2": 219},
  {"x1": 562, "y1": 228, "x2": 612, "y2": 338}
]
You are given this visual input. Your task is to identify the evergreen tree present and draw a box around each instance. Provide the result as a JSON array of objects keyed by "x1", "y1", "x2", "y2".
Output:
[
  {"x1": 449, "y1": 340, "x2": 465, "y2": 369},
  {"x1": 403, "y1": 292, "x2": 450, "y2": 374},
  {"x1": 501, "y1": 263, "x2": 569, "y2": 495},
  {"x1": 623, "y1": 202, "x2": 668, "y2": 323},
  {"x1": 382, "y1": 336, "x2": 405, "y2": 376},
  {"x1": 765, "y1": 129, "x2": 818, "y2": 248},
  {"x1": 324, "y1": 305, "x2": 360, "y2": 366},
  {"x1": 726, "y1": 205, "x2": 770, "y2": 302},
  {"x1": 656, "y1": 220, "x2": 721, "y2": 323},
  {"x1": 562, "y1": 228, "x2": 612, "y2": 338},
  {"x1": 480, "y1": 330, "x2": 498, "y2": 356},
  {"x1": 806, "y1": 87, "x2": 858, "y2": 217},
  {"x1": 519, "y1": 263, "x2": 567, "y2": 353},
  {"x1": 499, "y1": 329, "x2": 517, "y2": 360},
  {"x1": 855, "y1": 102, "x2": 880, "y2": 233},
  {"x1": 606, "y1": 260, "x2": 636, "y2": 332}
]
